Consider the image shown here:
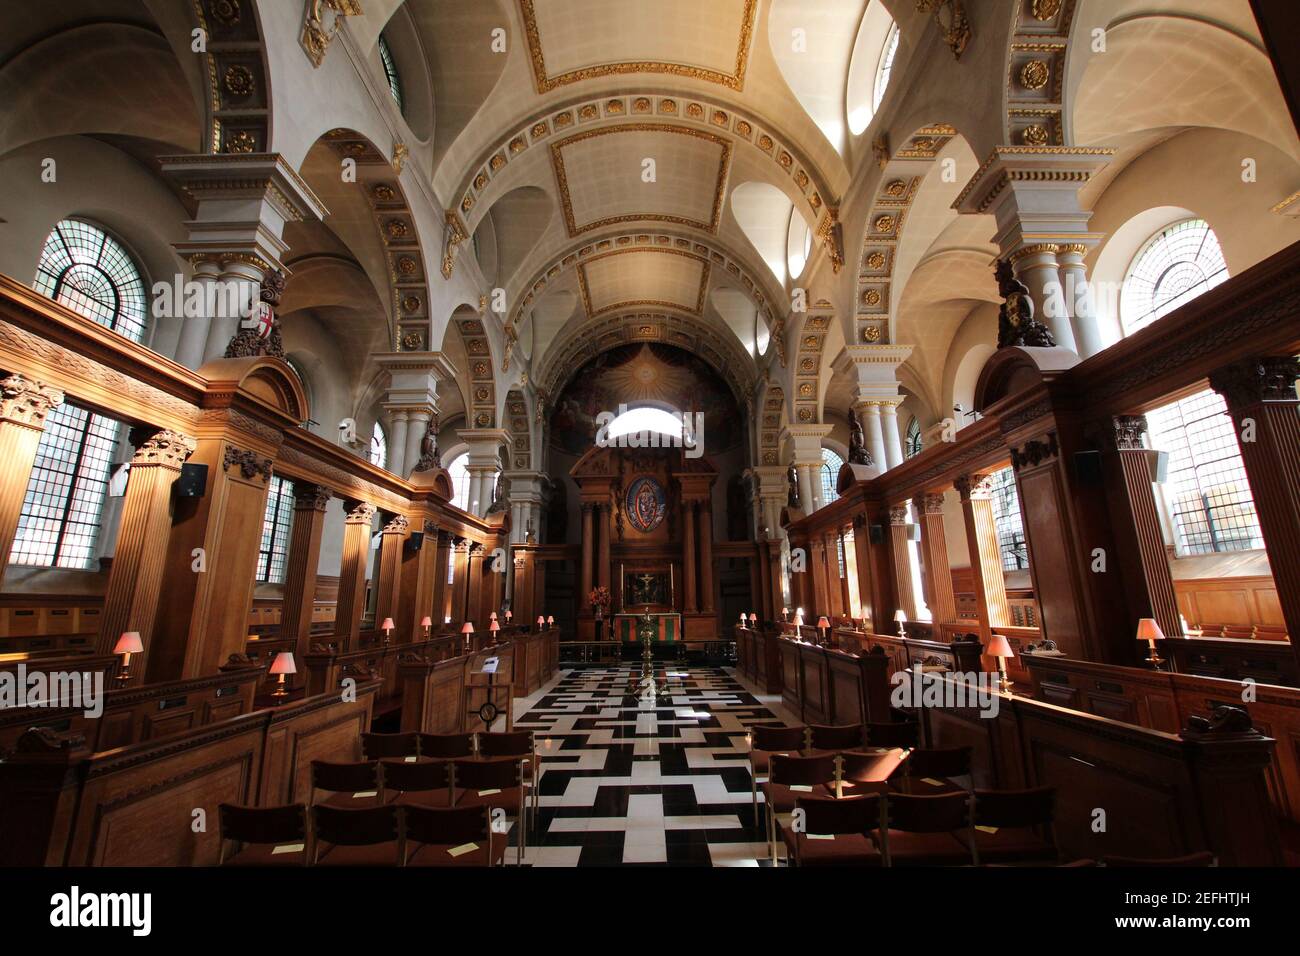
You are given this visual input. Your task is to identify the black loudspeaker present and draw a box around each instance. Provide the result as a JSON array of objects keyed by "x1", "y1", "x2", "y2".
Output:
[
  {"x1": 175, "y1": 463, "x2": 208, "y2": 497},
  {"x1": 405, "y1": 532, "x2": 425, "y2": 553},
  {"x1": 869, "y1": 524, "x2": 885, "y2": 545},
  {"x1": 1073, "y1": 450, "x2": 1103, "y2": 485}
]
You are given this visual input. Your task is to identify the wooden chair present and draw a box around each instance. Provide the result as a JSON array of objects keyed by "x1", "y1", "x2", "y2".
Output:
[
  {"x1": 833, "y1": 748, "x2": 909, "y2": 799},
  {"x1": 782, "y1": 795, "x2": 883, "y2": 867},
  {"x1": 747, "y1": 724, "x2": 807, "y2": 824},
  {"x1": 873, "y1": 792, "x2": 976, "y2": 866},
  {"x1": 764, "y1": 752, "x2": 838, "y2": 864},
  {"x1": 478, "y1": 730, "x2": 538, "y2": 835},
  {"x1": 310, "y1": 804, "x2": 403, "y2": 866},
  {"x1": 380, "y1": 758, "x2": 455, "y2": 808},
  {"x1": 217, "y1": 804, "x2": 307, "y2": 866},
  {"x1": 806, "y1": 723, "x2": 866, "y2": 753},
  {"x1": 309, "y1": 760, "x2": 380, "y2": 808},
  {"x1": 453, "y1": 756, "x2": 527, "y2": 865},
  {"x1": 891, "y1": 746, "x2": 972, "y2": 795},
  {"x1": 418, "y1": 732, "x2": 476, "y2": 759},
  {"x1": 403, "y1": 805, "x2": 506, "y2": 867},
  {"x1": 361, "y1": 731, "x2": 419, "y2": 760},
  {"x1": 969, "y1": 787, "x2": 1058, "y2": 865},
  {"x1": 1102, "y1": 852, "x2": 1217, "y2": 867},
  {"x1": 864, "y1": 718, "x2": 920, "y2": 749}
]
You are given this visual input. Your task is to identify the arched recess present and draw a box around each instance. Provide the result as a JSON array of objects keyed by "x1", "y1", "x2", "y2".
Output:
[
  {"x1": 757, "y1": 380, "x2": 789, "y2": 467},
  {"x1": 730, "y1": 182, "x2": 801, "y2": 286},
  {"x1": 472, "y1": 185, "x2": 557, "y2": 291},
  {"x1": 191, "y1": 0, "x2": 274, "y2": 155},
  {"x1": 368, "y1": 1, "x2": 435, "y2": 145},
  {"x1": 450, "y1": 301, "x2": 500, "y2": 429},
  {"x1": 949, "y1": 342, "x2": 996, "y2": 426},
  {"x1": 767, "y1": 0, "x2": 865, "y2": 158},
  {"x1": 503, "y1": 389, "x2": 533, "y2": 470}
]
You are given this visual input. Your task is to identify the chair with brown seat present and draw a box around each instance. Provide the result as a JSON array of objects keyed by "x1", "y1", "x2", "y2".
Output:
[
  {"x1": 806, "y1": 723, "x2": 866, "y2": 754},
  {"x1": 453, "y1": 756, "x2": 527, "y2": 865},
  {"x1": 891, "y1": 746, "x2": 972, "y2": 795},
  {"x1": 418, "y1": 731, "x2": 476, "y2": 759},
  {"x1": 864, "y1": 718, "x2": 920, "y2": 749},
  {"x1": 218, "y1": 804, "x2": 308, "y2": 866},
  {"x1": 309, "y1": 760, "x2": 380, "y2": 809},
  {"x1": 873, "y1": 792, "x2": 976, "y2": 866},
  {"x1": 478, "y1": 730, "x2": 538, "y2": 835},
  {"x1": 403, "y1": 804, "x2": 506, "y2": 867},
  {"x1": 380, "y1": 758, "x2": 455, "y2": 808},
  {"x1": 969, "y1": 787, "x2": 1058, "y2": 865},
  {"x1": 1102, "y1": 851, "x2": 1217, "y2": 867},
  {"x1": 764, "y1": 752, "x2": 838, "y2": 864},
  {"x1": 782, "y1": 795, "x2": 884, "y2": 867},
  {"x1": 362, "y1": 731, "x2": 420, "y2": 761},
  {"x1": 833, "y1": 748, "x2": 909, "y2": 799},
  {"x1": 748, "y1": 724, "x2": 807, "y2": 825},
  {"x1": 310, "y1": 804, "x2": 403, "y2": 866}
]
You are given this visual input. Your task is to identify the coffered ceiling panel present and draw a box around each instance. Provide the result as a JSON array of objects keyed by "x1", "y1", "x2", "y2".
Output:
[
  {"x1": 521, "y1": 0, "x2": 757, "y2": 92},
  {"x1": 552, "y1": 125, "x2": 731, "y2": 235},
  {"x1": 578, "y1": 248, "x2": 709, "y2": 317}
]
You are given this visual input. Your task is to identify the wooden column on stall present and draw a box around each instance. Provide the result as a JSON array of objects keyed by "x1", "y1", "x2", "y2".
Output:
[
  {"x1": 450, "y1": 538, "x2": 468, "y2": 623},
  {"x1": 467, "y1": 542, "x2": 485, "y2": 626},
  {"x1": 333, "y1": 501, "x2": 375, "y2": 652},
  {"x1": 399, "y1": 519, "x2": 440, "y2": 643},
  {"x1": 1210, "y1": 357, "x2": 1300, "y2": 659},
  {"x1": 766, "y1": 538, "x2": 785, "y2": 621},
  {"x1": 280, "y1": 484, "x2": 330, "y2": 665},
  {"x1": 682, "y1": 500, "x2": 698, "y2": 613},
  {"x1": 0, "y1": 375, "x2": 63, "y2": 581},
  {"x1": 787, "y1": 529, "x2": 810, "y2": 617},
  {"x1": 955, "y1": 474, "x2": 1011, "y2": 645},
  {"x1": 699, "y1": 502, "x2": 715, "y2": 612},
  {"x1": 375, "y1": 514, "x2": 408, "y2": 639},
  {"x1": 512, "y1": 548, "x2": 534, "y2": 624},
  {"x1": 97, "y1": 428, "x2": 196, "y2": 679},
  {"x1": 918, "y1": 492, "x2": 959, "y2": 627},
  {"x1": 888, "y1": 503, "x2": 917, "y2": 621},
  {"x1": 826, "y1": 531, "x2": 845, "y2": 617},
  {"x1": 430, "y1": 529, "x2": 451, "y2": 626},
  {"x1": 810, "y1": 536, "x2": 831, "y2": 619}
]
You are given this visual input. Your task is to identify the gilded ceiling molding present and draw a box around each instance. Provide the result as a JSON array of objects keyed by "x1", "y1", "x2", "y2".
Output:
[
  {"x1": 453, "y1": 95, "x2": 833, "y2": 239},
  {"x1": 191, "y1": 0, "x2": 272, "y2": 155},
  {"x1": 301, "y1": 0, "x2": 363, "y2": 69},
  {"x1": 455, "y1": 298, "x2": 498, "y2": 429},
  {"x1": 517, "y1": 0, "x2": 757, "y2": 93},
  {"x1": 1001, "y1": 0, "x2": 1077, "y2": 147},
  {"x1": 504, "y1": 389, "x2": 532, "y2": 470},
  {"x1": 757, "y1": 382, "x2": 788, "y2": 466}
]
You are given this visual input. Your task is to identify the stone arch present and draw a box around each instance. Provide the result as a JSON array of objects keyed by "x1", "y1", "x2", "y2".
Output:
[
  {"x1": 503, "y1": 389, "x2": 533, "y2": 470},
  {"x1": 192, "y1": 0, "x2": 274, "y2": 155},
  {"x1": 198, "y1": 354, "x2": 311, "y2": 425},
  {"x1": 1000, "y1": 0, "x2": 1075, "y2": 148},
  {"x1": 757, "y1": 380, "x2": 789, "y2": 467},
  {"x1": 451, "y1": 300, "x2": 499, "y2": 429}
]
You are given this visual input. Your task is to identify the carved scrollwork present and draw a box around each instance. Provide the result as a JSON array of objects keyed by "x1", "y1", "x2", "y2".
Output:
[
  {"x1": 344, "y1": 500, "x2": 377, "y2": 525},
  {"x1": 1112, "y1": 415, "x2": 1148, "y2": 451},
  {"x1": 223, "y1": 445, "x2": 273, "y2": 481},
  {"x1": 1009, "y1": 432, "x2": 1060, "y2": 472},
  {"x1": 294, "y1": 483, "x2": 332, "y2": 512},
  {"x1": 130, "y1": 427, "x2": 197, "y2": 468},
  {"x1": 383, "y1": 514, "x2": 410, "y2": 535},
  {"x1": 0, "y1": 374, "x2": 64, "y2": 429},
  {"x1": 954, "y1": 473, "x2": 994, "y2": 501},
  {"x1": 1208, "y1": 356, "x2": 1300, "y2": 410}
]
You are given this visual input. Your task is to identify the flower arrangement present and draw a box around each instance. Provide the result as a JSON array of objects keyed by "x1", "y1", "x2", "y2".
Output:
[{"x1": 588, "y1": 586, "x2": 612, "y2": 617}]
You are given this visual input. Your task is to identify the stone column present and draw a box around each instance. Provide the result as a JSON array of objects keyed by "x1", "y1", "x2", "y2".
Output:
[
  {"x1": 1058, "y1": 243, "x2": 1105, "y2": 357},
  {"x1": 880, "y1": 402, "x2": 905, "y2": 470},
  {"x1": 955, "y1": 474, "x2": 1012, "y2": 643},
  {"x1": 797, "y1": 464, "x2": 816, "y2": 514},
  {"x1": 918, "y1": 493, "x2": 959, "y2": 626},
  {"x1": 173, "y1": 258, "x2": 222, "y2": 369},
  {"x1": 1209, "y1": 357, "x2": 1300, "y2": 652},
  {"x1": 404, "y1": 410, "x2": 431, "y2": 478},
  {"x1": 1010, "y1": 244, "x2": 1077, "y2": 353},
  {"x1": 1110, "y1": 416, "x2": 1182, "y2": 638},
  {"x1": 888, "y1": 503, "x2": 917, "y2": 621},
  {"x1": 97, "y1": 429, "x2": 196, "y2": 674},
  {"x1": 0, "y1": 375, "x2": 63, "y2": 582},
  {"x1": 280, "y1": 483, "x2": 331, "y2": 667},
  {"x1": 597, "y1": 501, "x2": 611, "y2": 591},
  {"x1": 860, "y1": 403, "x2": 888, "y2": 475},
  {"x1": 202, "y1": 259, "x2": 265, "y2": 363},
  {"x1": 334, "y1": 501, "x2": 375, "y2": 651},
  {"x1": 580, "y1": 503, "x2": 594, "y2": 607},
  {"x1": 683, "y1": 500, "x2": 698, "y2": 613},
  {"x1": 374, "y1": 514, "x2": 408, "y2": 639},
  {"x1": 386, "y1": 411, "x2": 409, "y2": 478},
  {"x1": 698, "y1": 502, "x2": 715, "y2": 612}
]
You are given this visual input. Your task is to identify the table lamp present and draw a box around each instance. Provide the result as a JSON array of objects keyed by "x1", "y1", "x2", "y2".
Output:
[
  {"x1": 505, "y1": 610, "x2": 512, "y2": 623},
  {"x1": 782, "y1": 606, "x2": 789, "y2": 622},
  {"x1": 795, "y1": 607, "x2": 804, "y2": 626},
  {"x1": 1136, "y1": 618, "x2": 1165, "y2": 670},
  {"x1": 490, "y1": 611, "x2": 497, "y2": 621},
  {"x1": 817, "y1": 616, "x2": 830, "y2": 644},
  {"x1": 489, "y1": 619, "x2": 500, "y2": 643},
  {"x1": 547, "y1": 615, "x2": 555, "y2": 629},
  {"x1": 381, "y1": 617, "x2": 394, "y2": 644},
  {"x1": 894, "y1": 609, "x2": 908, "y2": 638},
  {"x1": 113, "y1": 631, "x2": 143, "y2": 685},
  {"x1": 461, "y1": 620, "x2": 474, "y2": 652},
  {"x1": 421, "y1": 615, "x2": 432, "y2": 638},
  {"x1": 749, "y1": 613, "x2": 758, "y2": 628},
  {"x1": 268, "y1": 651, "x2": 296, "y2": 701},
  {"x1": 444, "y1": 615, "x2": 451, "y2": 624},
  {"x1": 739, "y1": 611, "x2": 747, "y2": 627},
  {"x1": 987, "y1": 634, "x2": 1015, "y2": 693},
  {"x1": 536, "y1": 615, "x2": 545, "y2": 630}
]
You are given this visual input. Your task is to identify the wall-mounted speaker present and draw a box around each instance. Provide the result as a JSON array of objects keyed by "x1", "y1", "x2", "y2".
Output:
[
  {"x1": 405, "y1": 531, "x2": 425, "y2": 553},
  {"x1": 869, "y1": 524, "x2": 885, "y2": 545},
  {"x1": 1073, "y1": 450, "x2": 1103, "y2": 485},
  {"x1": 1149, "y1": 449, "x2": 1170, "y2": 484},
  {"x1": 175, "y1": 463, "x2": 208, "y2": 498}
]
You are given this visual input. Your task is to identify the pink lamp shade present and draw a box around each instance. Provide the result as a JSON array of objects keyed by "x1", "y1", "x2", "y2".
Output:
[
  {"x1": 740, "y1": 612, "x2": 747, "y2": 624},
  {"x1": 817, "y1": 616, "x2": 831, "y2": 629},
  {"x1": 114, "y1": 631, "x2": 143, "y2": 655},
  {"x1": 381, "y1": 617, "x2": 395, "y2": 632},
  {"x1": 461, "y1": 622, "x2": 475, "y2": 634},
  {"x1": 547, "y1": 615, "x2": 555, "y2": 625},
  {"x1": 749, "y1": 613, "x2": 758, "y2": 623},
  {"x1": 1135, "y1": 617, "x2": 1165, "y2": 645},
  {"x1": 537, "y1": 616, "x2": 545, "y2": 627},
  {"x1": 505, "y1": 610, "x2": 513, "y2": 621},
  {"x1": 268, "y1": 652, "x2": 297, "y2": 676},
  {"x1": 490, "y1": 611, "x2": 498, "y2": 620},
  {"x1": 490, "y1": 620, "x2": 500, "y2": 632},
  {"x1": 421, "y1": 616, "x2": 433, "y2": 628},
  {"x1": 986, "y1": 634, "x2": 1015, "y2": 659},
  {"x1": 893, "y1": 609, "x2": 908, "y2": 623}
]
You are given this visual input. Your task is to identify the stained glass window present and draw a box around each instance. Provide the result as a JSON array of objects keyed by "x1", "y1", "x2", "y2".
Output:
[
  {"x1": 378, "y1": 35, "x2": 403, "y2": 110},
  {"x1": 905, "y1": 417, "x2": 923, "y2": 458},
  {"x1": 820, "y1": 447, "x2": 844, "y2": 505},
  {"x1": 34, "y1": 219, "x2": 148, "y2": 343},
  {"x1": 256, "y1": 476, "x2": 295, "y2": 584},
  {"x1": 873, "y1": 24, "x2": 900, "y2": 114},
  {"x1": 370, "y1": 421, "x2": 388, "y2": 469},
  {"x1": 988, "y1": 467, "x2": 1027, "y2": 571},
  {"x1": 1120, "y1": 219, "x2": 1228, "y2": 334}
]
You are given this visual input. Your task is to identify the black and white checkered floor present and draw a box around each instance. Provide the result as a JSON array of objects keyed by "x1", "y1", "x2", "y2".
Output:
[{"x1": 510, "y1": 665, "x2": 790, "y2": 866}]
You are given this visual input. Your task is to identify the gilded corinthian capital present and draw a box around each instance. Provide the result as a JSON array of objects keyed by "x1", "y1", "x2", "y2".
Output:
[{"x1": 0, "y1": 374, "x2": 64, "y2": 429}]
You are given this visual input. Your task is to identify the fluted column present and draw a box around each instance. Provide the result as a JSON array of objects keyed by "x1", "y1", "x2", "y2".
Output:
[
  {"x1": 683, "y1": 500, "x2": 698, "y2": 613},
  {"x1": 880, "y1": 402, "x2": 905, "y2": 470},
  {"x1": 580, "y1": 502, "x2": 594, "y2": 608},
  {"x1": 1111, "y1": 416, "x2": 1181, "y2": 638},
  {"x1": 0, "y1": 375, "x2": 63, "y2": 582},
  {"x1": 467, "y1": 542, "x2": 485, "y2": 626},
  {"x1": 374, "y1": 514, "x2": 408, "y2": 639},
  {"x1": 698, "y1": 502, "x2": 715, "y2": 612},
  {"x1": 387, "y1": 411, "x2": 409, "y2": 478},
  {"x1": 450, "y1": 538, "x2": 468, "y2": 623},
  {"x1": 596, "y1": 501, "x2": 611, "y2": 591},
  {"x1": 796, "y1": 464, "x2": 816, "y2": 514},
  {"x1": 918, "y1": 493, "x2": 958, "y2": 625},
  {"x1": 281, "y1": 483, "x2": 330, "y2": 667},
  {"x1": 825, "y1": 531, "x2": 844, "y2": 617},
  {"x1": 955, "y1": 474, "x2": 1011, "y2": 643},
  {"x1": 888, "y1": 504, "x2": 917, "y2": 622},
  {"x1": 430, "y1": 529, "x2": 451, "y2": 626},
  {"x1": 1011, "y1": 244, "x2": 1078, "y2": 353},
  {"x1": 334, "y1": 500, "x2": 375, "y2": 651},
  {"x1": 1210, "y1": 357, "x2": 1300, "y2": 652},
  {"x1": 97, "y1": 429, "x2": 197, "y2": 674},
  {"x1": 1058, "y1": 243, "x2": 1104, "y2": 357},
  {"x1": 810, "y1": 536, "x2": 830, "y2": 619},
  {"x1": 859, "y1": 403, "x2": 888, "y2": 475}
]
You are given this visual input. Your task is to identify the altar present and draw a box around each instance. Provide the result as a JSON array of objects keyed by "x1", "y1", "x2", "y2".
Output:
[{"x1": 614, "y1": 611, "x2": 682, "y2": 643}]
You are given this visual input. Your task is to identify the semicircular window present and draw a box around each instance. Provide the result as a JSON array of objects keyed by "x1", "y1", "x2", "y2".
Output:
[
  {"x1": 378, "y1": 34, "x2": 403, "y2": 110},
  {"x1": 35, "y1": 219, "x2": 148, "y2": 343},
  {"x1": 1120, "y1": 218, "x2": 1227, "y2": 334}
]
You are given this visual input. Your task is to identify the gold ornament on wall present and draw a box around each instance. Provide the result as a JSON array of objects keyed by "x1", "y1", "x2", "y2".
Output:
[
  {"x1": 1020, "y1": 60, "x2": 1050, "y2": 91},
  {"x1": 1031, "y1": 0, "x2": 1063, "y2": 20},
  {"x1": 223, "y1": 65, "x2": 255, "y2": 97},
  {"x1": 1021, "y1": 124, "x2": 1051, "y2": 146},
  {"x1": 862, "y1": 326, "x2": 882, "y2": 343}
]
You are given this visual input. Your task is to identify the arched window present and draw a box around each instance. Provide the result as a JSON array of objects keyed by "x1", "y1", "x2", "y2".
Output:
[
  {"x1": 905, "y1": 417, "x2": 923, "y2": 459},
  {"x1": 35, "y1": 219, "x2": 148, "y2": 343},
  {"x1": 256, "y1": 476, "x2": 295, "y2": 583},
  {"x1": 378, "y1": 34, "x2": 403, "y2": 110},
  {"x1": 820, "y1": 447, "x2": 844, "y2": 505},
  {"x1": 370, "y1": 421, "x2": 388, "y2": 469},
  {"x1": 873, "y1": 23, "x2": 900, "y2": 114},
  {"x1": 1120, "y1": 219, "x2": 1228, "y2": 335},
  {"x1": 988, "y1": 467, "x2": 1027, "y2": 571},
  {"x1": 448, "y1": 453, "x2": 471, "y2": 512},
  {"x1": 786, "y1": 208, "x2": 812, "y2": 279},
  {"x1": 847, "y1": 7, "x2": 900, "y2": 136}
]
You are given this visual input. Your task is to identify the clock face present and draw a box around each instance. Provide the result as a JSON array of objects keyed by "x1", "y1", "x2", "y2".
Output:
[{"x1": 625, "y1": 476, "x2": 666, "y2": 533}]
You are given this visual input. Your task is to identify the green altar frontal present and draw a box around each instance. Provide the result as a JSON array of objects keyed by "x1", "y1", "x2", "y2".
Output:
[{"x1": 614, "y1": 613, "x2": 681, "y2": 642}]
